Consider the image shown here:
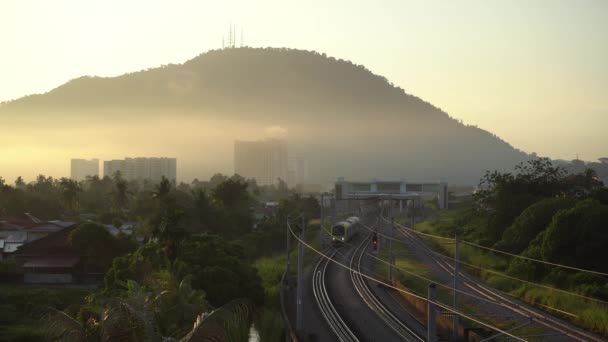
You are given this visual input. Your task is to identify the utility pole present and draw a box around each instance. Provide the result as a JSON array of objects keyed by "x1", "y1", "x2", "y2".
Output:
[
  {"x1": 333, "y1": 197, "x2": 338, "y2": 222},
  {"x1": 389, "y1": 216, "x2": 394, "y2": 281},
  {"x1": 286, "y1": 221, "x2": 291, "y2": 287},
  {"x1": 296, "y1": 215, "x2": 306, "y2": 331},
  {"x1": 453, "y1": 234, "x2": 460, "y2": 339},
  {"x1": 320, "y1": 194, "x2": 324, "y2": 248},
  {"x1": 427, "y1": 283, "x2": 437, "y2": 342},
  {"x1": 410, "y1": 199, "x2": 415, "y2": 230}
]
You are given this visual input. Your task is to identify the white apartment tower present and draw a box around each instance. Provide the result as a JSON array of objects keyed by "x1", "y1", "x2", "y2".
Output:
[
  {"x1": 287, "y1": 156, "x2": 309, "y2": 188},
  {"x1": 103, "y1": 157, "x2": 176, "y2": 183},
  {"x1": 234, "y1": 139, "x2": 288, "y2": 186},
  {"x1": 70, "y1": 159, "x2": 99, "y2": 181}
]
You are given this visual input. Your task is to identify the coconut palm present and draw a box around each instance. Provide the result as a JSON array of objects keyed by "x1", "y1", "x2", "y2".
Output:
[
  {"x1": 44, "y1": 280, "x2": 252, "y2": 342},
  {"x1": 111, "y1": 173, "x2": 133, "y2": 214},
  {"x1": 59, "y1": 177, "x2": 82, "y2": 213}
]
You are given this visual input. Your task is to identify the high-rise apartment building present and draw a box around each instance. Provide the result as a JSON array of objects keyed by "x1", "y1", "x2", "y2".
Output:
[
  {"x1": 287, "y1": 156, "x2": 309, "y2": 188},
  {"x1": 70, "y1": 159, "x2": 99, "y2": 182},
  {"x1": 103, "y1": 157, "x2": 176, "y2": 183},
  {"x1": 234, "y1": 139, "x2": 288, "y2": 186}
]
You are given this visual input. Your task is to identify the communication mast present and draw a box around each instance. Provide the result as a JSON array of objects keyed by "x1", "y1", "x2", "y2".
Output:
[{"x1": 223, "y1": 23, "x2": 244, "y2": 49}]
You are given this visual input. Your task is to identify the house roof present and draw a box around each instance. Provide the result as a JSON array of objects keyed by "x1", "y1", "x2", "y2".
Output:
[
  {"x1": 22, "y1": 256, "x2": 79, "y2": 268},
  {"x1": 47, "y1": 220, "x2": 75, "y2": 228},
  {"x1": 26, "y1": 222, "x2": 72, "y2": 233},
  {"x1": 13, "y1": 224, "x2": 77, "y2": 256},
  {"x1": 0, "y1": 221, "x2": 25, "y2": 230},
  {"x1": 1, "y1": 231, "x2": 27, "y2": 243},
  {"x1": 4, "y1": 242, "x2": 24, "y2": 253}
]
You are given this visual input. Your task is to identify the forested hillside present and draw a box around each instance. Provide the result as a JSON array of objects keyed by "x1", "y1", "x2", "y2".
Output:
[{"x1": 1, "y1": 48, "x2": 530, "y2": 183}]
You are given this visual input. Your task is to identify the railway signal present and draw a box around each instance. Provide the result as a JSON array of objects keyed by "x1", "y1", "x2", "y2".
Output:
[{"x1": 372, "y1": 233, "x2": 378, "y2": 252}]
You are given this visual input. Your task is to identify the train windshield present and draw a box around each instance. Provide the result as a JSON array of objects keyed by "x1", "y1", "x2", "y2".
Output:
[{"x1": 332, "y1": 225, "x2": 345, "y2": 236}]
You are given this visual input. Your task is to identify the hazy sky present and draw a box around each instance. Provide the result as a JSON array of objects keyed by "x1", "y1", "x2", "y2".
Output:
[{"x1": 1, "y1": 0, "x2": 607, "y2": 164}]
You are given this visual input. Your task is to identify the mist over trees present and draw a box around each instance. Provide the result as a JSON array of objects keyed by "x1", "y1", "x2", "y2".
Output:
[{"x1": 1, "y1": 47, "x2": 530, "y2": 184}]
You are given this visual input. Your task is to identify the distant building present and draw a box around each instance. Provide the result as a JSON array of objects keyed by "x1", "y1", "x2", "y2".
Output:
[
  {"x1": 234, "y1": 139, "x2": 287, "y2": 186},
  {"x1": 103, "y1": 157, "x2": 176, "y2": 183},
  {"x1": 287, "y1": 156, "x2": 309, "y2": 188},
  {"x1": 70, "y1": 159, "x2": 99, "y2": 181}
]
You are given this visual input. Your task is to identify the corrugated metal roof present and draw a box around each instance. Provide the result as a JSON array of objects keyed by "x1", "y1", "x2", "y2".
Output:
[
  {"x1": 47, "y1": 221, "x2": 75, "y2": 228},
  {"x1": 5, "y1": 231, "x2": 27, "y2": 243},
  {"x1": 22, "y1": 256, "x2": 79, "y2": 268},
  {"x1": 4, "y1": 242, "x2": 24, "y2": 253}
]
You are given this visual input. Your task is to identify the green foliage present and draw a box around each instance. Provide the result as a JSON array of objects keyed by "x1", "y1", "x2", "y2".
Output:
[
  {"x1": 541, "y1": 199, "x2": 608, "y2": 273},
  {"x1": 497, "y1": 197, "x2": 575, "y2": 253},
  {"x1": 253, "y1": 255, "x2": 286, "y2": 306},
  {"x1": 59, "y1": 177, "x2": 82, "y2": 213},
  {"x1": 0, "y1": 286, "x2": 90, "y2": 342},
  {"x1": 177, "y1": 234, "x2": 265, "y2": 307},
  {"x1": 474, "y1": 158, "x2": 566, "y2": 243},
  {"x1": 255, "y1": 308, "x2": 285, "y2": 342},
  {"x1": 105, "y1": 242, "x2": 171, "y2": 290},
  {"x1": 69, "y1": 222, "x2": 136, "y2": 271}
]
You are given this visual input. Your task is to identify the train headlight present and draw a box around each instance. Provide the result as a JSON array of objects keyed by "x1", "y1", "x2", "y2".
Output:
[{"x1": 341, "y1": 237, "x2": 344, "y2": 241}]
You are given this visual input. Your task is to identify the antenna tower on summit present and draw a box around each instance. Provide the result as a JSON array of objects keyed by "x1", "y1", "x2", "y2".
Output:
[{"x1": 223, "y1": 23, "x2": 243, "y2": 49}]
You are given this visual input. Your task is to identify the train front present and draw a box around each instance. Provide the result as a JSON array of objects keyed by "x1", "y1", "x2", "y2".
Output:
[{"x1": 331, "y1": 222, "x2": 346, "y2": 245}]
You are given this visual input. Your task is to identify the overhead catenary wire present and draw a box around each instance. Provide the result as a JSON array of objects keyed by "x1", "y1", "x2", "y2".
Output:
[
  {"x1": 324, "y1": 217, "x2": 538, "y2": 310},
  {"x1": 373, "y1": 211, "x2": 597, "y2": 317},
  {"x1": 286, "y1": 221, "x2": 527, "y2": 342},
  {"x1": 460, "y1": 239, "x2": 608, "y2": 277},
  {"x1": 386, "y1": 221, "x2": 608, "y2": 342},
  {"x1": 423, "y1": 246, "x2": 608, "y2": 305},
  {"x1": 380, "y1": 213, "x2": 608, "y2": 277},
  {"x1": 384, "y1": 214, "x2": 608, "y2": 305},
  {"x1": 357, "y1": 222, "x2": 546, "y2": 310},
  {"x1": 327, "y1": 206, "x2": 602, "y2": 341}
]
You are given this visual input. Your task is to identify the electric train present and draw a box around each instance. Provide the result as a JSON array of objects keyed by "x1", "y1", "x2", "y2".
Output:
[{"x1": 331, "y1": 216, "x2": 360, "y2": 245}]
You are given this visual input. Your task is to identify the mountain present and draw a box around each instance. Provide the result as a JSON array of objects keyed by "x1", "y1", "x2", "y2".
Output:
[{"x1": 0, "y1": 47, "x2": 529, "y2": 184}]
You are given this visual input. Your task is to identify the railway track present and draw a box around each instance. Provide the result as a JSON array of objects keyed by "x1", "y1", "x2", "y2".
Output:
[
  {"x1": 312, "y1": 248, "x2": 360, "y2": 342},
  {"x1": 349, "y1": 231, "x2": 425, "y2": 341},
  {"x1": 381, "y1": 211, "x2": 605, "y2": 342}
]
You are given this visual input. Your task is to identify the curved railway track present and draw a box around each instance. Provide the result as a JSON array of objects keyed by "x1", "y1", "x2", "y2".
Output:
[
  {"x1": 312, "y1": 248, "x2": 360, "y2": 342},
  {"x1": 349, "y1": 231, "x2": 425, "y2": 341},
  {"x1": 381, "y1": 210, "x2": 604, "y2": 342}
]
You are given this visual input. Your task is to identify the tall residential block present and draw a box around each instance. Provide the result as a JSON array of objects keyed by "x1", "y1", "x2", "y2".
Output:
[
  {"x1": 234, "y1": 139, "x2": 288, "y2": 186},
  {"x1": 103, "y1": 157, "x2": 176, "y2": 183},
  {"x1": 70, "y1": 159, "x2": 99, "y2": 181},
  {"x1": 287, "y1": 156, "x2": 309, "y2": 188}
]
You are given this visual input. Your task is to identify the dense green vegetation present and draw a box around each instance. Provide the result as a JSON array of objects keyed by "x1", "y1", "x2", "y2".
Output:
[
  {"x1": 0, "y1": 172, "x2": 320, "y2": 341},
  {"x1": 416, "y1": 158, "x2": 608, "y2": 334},
  {"x1": 0, "y1": 286, "x2": 90, "y2": 341}
]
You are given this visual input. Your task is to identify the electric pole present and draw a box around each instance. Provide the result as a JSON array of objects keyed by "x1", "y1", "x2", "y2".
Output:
[
  {"x1": 453, "y1": 234, "x2": 460, "y2": 339},
  {"x1": 296, "y1": 215, "x2": 306, "y2": 331},
  {"x1": 428, "y1": 283, "x2": 437, "y2": 342}
]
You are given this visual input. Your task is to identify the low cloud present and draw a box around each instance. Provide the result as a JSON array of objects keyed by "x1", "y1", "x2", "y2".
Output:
[{"x1": 265, "y1": 125, "x2": 288, "y2": 138}]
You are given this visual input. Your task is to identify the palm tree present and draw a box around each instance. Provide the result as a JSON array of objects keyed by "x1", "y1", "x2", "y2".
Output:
[
  {"x1": 59, "y1": 178, "x2": 82, "y2": 213},
  {"x1": 44, "y1": 280, "x2": 251, "y2": 342},
  {"x1": 111, "y1": 173, "x2": 132, "y2": 214},
  {"x1": 153, "y1": 176, "x2": 172, "y2": 207},
  {"x1": 14, "y1": 176, "x2": 26, "y2": 189}
]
